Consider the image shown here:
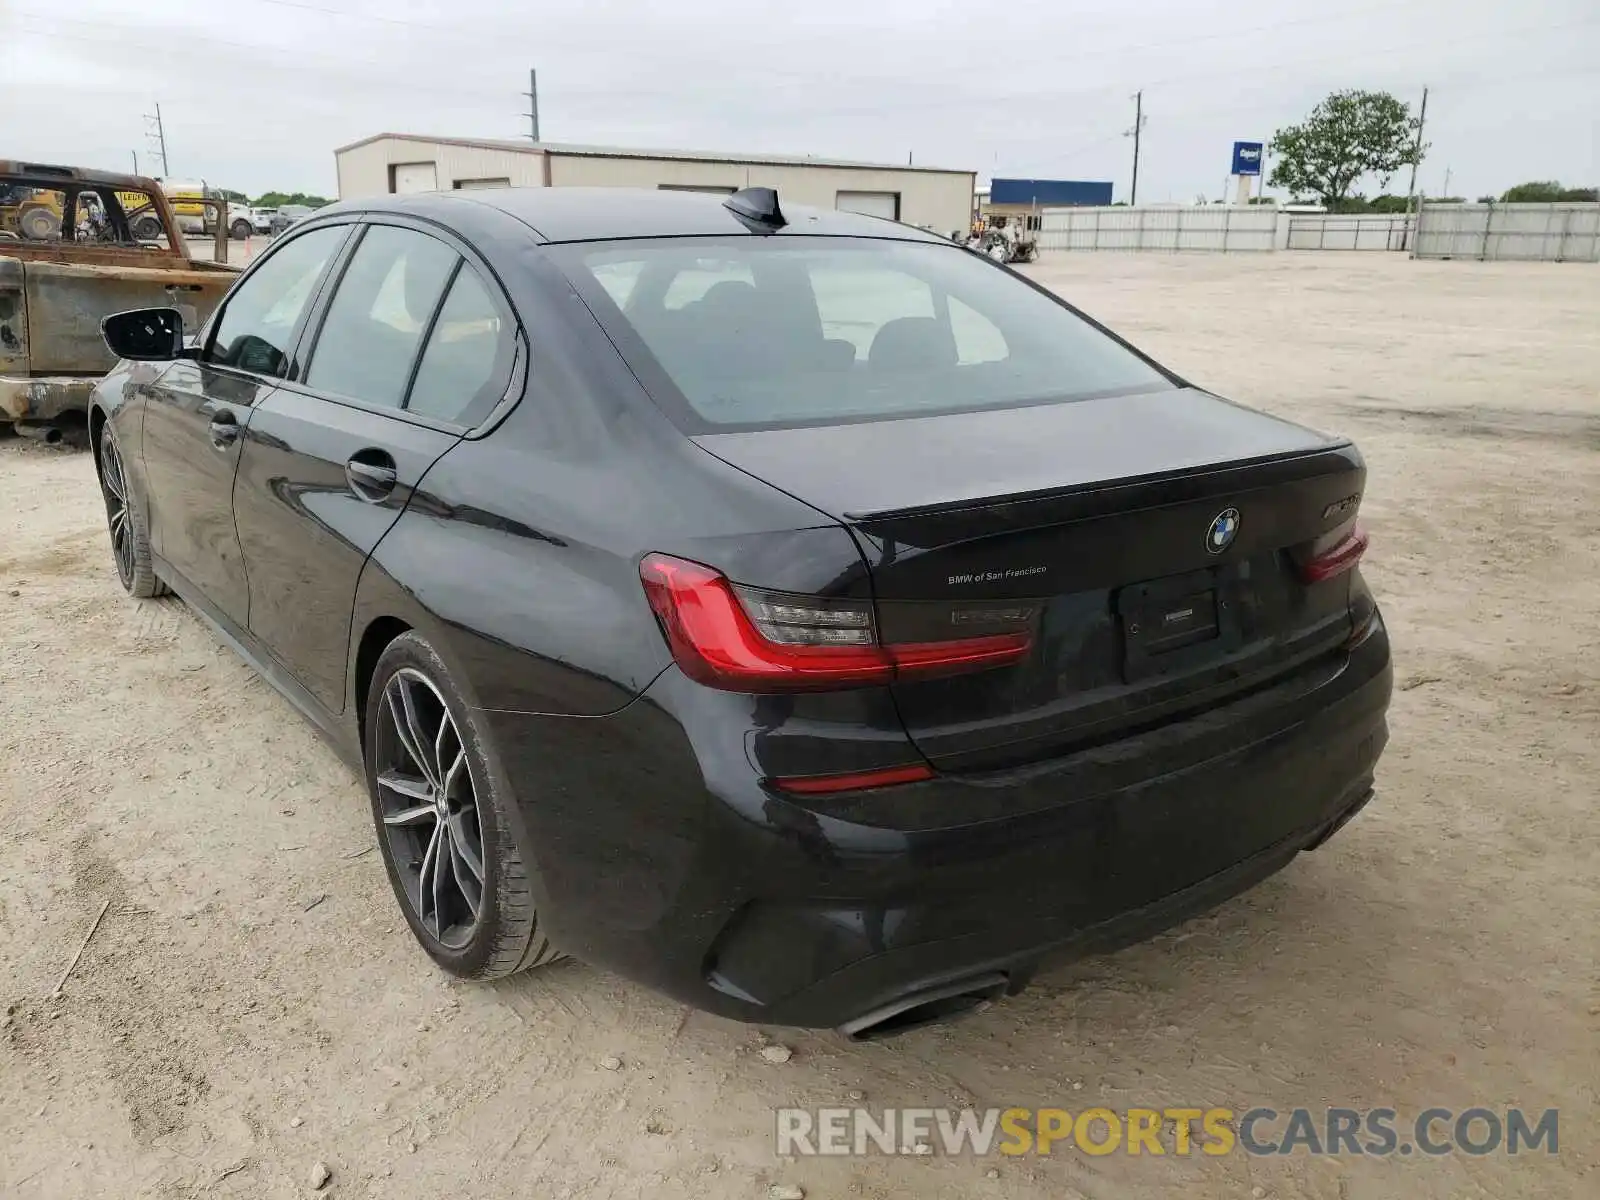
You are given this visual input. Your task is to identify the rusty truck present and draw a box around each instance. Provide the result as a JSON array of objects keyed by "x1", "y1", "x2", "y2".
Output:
[{"x1": 1, "y1": 161, "x2": 238, "y2": 443}]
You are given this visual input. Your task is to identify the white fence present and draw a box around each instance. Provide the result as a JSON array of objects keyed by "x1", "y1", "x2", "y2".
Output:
[
  {"x1": 1412, "y1": 202, "x2": 1600, "y2": 262},
  {"x1": 1030, "y1": 202, "x2": 1600, "y2": 260},
  {"x1": 1286, "y1": 214, "x2": 1414, "y2": 252},
  {"x1": 1037, "y1": 206, "x2": 1278, "y2": 253}
]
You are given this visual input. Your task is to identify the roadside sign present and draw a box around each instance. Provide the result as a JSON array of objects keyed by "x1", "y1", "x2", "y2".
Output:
[{"x1": 1232, "y1": 142, "x2": 1264, "y2": 176}]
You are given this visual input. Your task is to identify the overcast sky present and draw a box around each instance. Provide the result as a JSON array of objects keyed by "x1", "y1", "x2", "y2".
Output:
[{"x1": 3, "y1": 0, "x2": 1595, "y2": 202}]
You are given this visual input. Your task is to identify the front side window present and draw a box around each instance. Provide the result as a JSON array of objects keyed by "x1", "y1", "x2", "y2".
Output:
[
  {"x1": 208, "y1": 225, "x2": 346, "y2": 377},
  {"x1": 305, "y1": 225, "x2": 458, "y2": 408},
  {"x1": 553, "y1": 237, "x2": 1172, "y2": 431}
]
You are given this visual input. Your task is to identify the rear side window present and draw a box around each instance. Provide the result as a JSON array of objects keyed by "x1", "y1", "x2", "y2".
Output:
[
  {"x1": 553, "y1": 237, "x2": 1172, "y2": 431},
  {"x1": 406, "y1": 266, "x2": 508, "y2": 423},
  {"x1": 306, "y1": 225, "x2": 458, "y2": 408},
  {"x1": 209, "y1": 225, "x2": 346, "y2": 377}
]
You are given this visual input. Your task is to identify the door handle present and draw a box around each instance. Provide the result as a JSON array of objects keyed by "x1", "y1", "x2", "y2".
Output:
[
  {"x1": 346, "y1": 451, "x2": 398, "y2": 502},
  {"x1": 207, "y1": 408, "x2": 240, "y2": 450}
]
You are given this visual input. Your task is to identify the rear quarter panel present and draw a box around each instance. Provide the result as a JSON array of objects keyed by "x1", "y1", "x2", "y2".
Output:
[{"x1": 346, "y1": 234, "x2": 862, "y2": 721}]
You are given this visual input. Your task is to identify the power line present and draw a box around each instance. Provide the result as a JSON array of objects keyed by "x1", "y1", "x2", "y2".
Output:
[
  {"x1": 247, "y1": 0, "x2": 454, "y2": 32},
  {"x1": 14, "y1": 6, "x2": 1594, "y2": 117},
  {"x1": 999, "y1": 63, "x2": 1597, "y2": 184},
  {"x1": 198, "y1": 0, "x2": 1451, "y2": 89},
  {"x1": 785, "y1": 14, "x2": 1600, "y2": 120},
  {"x1": 12, "y1": 15, "x2": 515, "y2": 108},
  {"x1": 11, "y1": 9, "x2": 1596, "y2": 194}
]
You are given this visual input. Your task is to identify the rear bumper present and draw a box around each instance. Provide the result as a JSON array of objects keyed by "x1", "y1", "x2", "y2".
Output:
[
  {"x1": 0, "y1": 373, "x2": 95, "y2": 422},
  {"x1": 484, "y1": 618, "x2": 1392, "y2": 1030}
]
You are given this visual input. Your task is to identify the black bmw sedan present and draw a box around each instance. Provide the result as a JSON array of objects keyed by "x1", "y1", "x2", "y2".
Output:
[{"x1": 91, "y1": 186, "x2": 1391, "y2": 1037}]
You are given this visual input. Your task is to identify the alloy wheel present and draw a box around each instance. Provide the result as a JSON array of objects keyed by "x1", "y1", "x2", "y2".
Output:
[
  {"x1": 99, "y1": 427, "x2": 135, "y2": 588},
  {"x1": 374, "y1": 668, "x2": 486, "y2": 949}
]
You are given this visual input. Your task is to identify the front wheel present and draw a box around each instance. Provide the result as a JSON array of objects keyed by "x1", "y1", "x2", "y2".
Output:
[
  {"x1": 364, "y1": 633, "x2": 564, "y2": 980},
  {"x1": 98, "y1": 423, "x2": 166, "y2": 598},
  {"x1": 230, "y1": 219, "x2": 252, "y2": 240}
]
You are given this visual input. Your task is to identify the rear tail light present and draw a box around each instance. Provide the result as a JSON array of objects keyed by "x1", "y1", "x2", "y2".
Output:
[
  {"x1": 638, "y1": 553, "x2": 1032, "y2": 693},
  {"x1": 1298, "y1": 523, "x2": 1369, "y2": 584}
]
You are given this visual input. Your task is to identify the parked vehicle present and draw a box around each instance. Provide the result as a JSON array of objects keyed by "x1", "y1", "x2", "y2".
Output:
[
  {"x1": 959, "y1": 212, "x2": 1040, "y2": 263},
  {"x1": 1, "y1": 161, "x2": 237, "y2": 440},
  {"x1": 224, "y1": 205, "x2": 276, "y2": 240},
  {"x1": 268, "y1": 204, "x2": 314, "y2": 234},
  {"x1": 159, "y1": 178, "x2": 223, "y2": 237},
  {"x1": 91, "y1": 187, "x2": 1391, "y2": 1036}
]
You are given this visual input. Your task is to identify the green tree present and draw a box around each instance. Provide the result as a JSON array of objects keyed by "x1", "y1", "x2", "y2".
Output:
[
  {"x1": 1500, "y1": 181, "x2": 1598, "y2": 202},
  {"x1": 1268, "y1": 90, "x2": 1425, "y2": 209},
  {"x1": 1501, "y1": 181, "x2": 1563, "y2": 203},
  {"x1": 253, "y1": 191, "x2": 333, "y2": 208}
]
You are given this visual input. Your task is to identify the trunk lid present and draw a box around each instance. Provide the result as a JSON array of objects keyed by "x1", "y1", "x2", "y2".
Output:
[{"x1": 694, "y1": 387, "x2": 1366, "y2": 768}]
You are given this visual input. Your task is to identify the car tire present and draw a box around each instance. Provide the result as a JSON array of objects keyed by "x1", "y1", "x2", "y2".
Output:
[
  {"x1": 98, "y1": 422, "x2": 167, "y2": 599},
  {"x1": 364, "y1": 632, "x2": 564, "y2": 980},
  {"x1": 230, "y1": 219, "x2": 252, "y2": 240}
]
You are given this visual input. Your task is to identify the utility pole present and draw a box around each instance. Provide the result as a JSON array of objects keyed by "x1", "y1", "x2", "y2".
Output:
[
  {"x1": 1125, "y1": 91, "x2": 1147, "y2": 205},
  {"x1": 131, "y1": 150, "x2": 139, "y2": 175},
  {"x1": 1442, "y1": 165, "x2": 1452, "y2": 199},
  {"x1": 143, "y1": 103, "x2": 169, "y2": 176},
  {"x1": 523, "y1": 69, "x2": 540, "y2": 142},
  {"x1": 1404, "y1": 86, "x2": 1428, "y2": 214}
]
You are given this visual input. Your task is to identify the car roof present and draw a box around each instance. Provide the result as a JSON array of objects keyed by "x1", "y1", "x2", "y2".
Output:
[{"x1": 317, "y1": 187, "x2": 949, "y2": 245}]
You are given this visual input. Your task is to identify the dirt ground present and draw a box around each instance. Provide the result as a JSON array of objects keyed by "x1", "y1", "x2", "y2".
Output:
[{"x1": 2, "y1": 252, "x2": 1596, "y2": 1199}]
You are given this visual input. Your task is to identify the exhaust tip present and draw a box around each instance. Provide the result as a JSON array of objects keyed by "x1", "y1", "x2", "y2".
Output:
[
  {"x1": 838, "y1": 972, "x2": 1009, "y2": 1041},
  {"x1": 1304, "y1": 786, "x2": 1375, "y2": 851}
]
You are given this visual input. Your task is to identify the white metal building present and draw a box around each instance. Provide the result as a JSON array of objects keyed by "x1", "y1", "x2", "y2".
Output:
[{"x1": 333, "y1": 134, "x2": 976, "y2": 233}]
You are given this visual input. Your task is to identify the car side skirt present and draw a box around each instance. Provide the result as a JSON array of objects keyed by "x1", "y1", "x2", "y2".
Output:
[{"x1": 152, "y1": 552, "x2": 363, "y2": 773}]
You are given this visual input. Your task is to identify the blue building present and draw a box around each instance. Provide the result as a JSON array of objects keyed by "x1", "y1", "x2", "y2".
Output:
[{"x1": 986, "y1": 178, "x2": 1114, "y2": 209}]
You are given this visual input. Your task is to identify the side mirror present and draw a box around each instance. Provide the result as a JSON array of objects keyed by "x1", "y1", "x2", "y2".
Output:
[{"x1": 102, "y1": 307, "x2": 185, "y2": 362}]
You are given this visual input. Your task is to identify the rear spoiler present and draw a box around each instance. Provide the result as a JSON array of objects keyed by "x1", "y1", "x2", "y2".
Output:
[{"x1": 847, "y1": 442, "x2": 1361, "y2": 542}]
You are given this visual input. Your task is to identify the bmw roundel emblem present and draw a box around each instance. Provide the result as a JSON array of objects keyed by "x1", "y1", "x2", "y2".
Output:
[{"x1": 1207, "y1": 507, "x2": 1240, "y2": 554}]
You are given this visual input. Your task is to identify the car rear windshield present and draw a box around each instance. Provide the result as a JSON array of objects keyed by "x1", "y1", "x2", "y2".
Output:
[{"x1": 552, "y1": 236, "x2": 1173, "y2": 431}]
